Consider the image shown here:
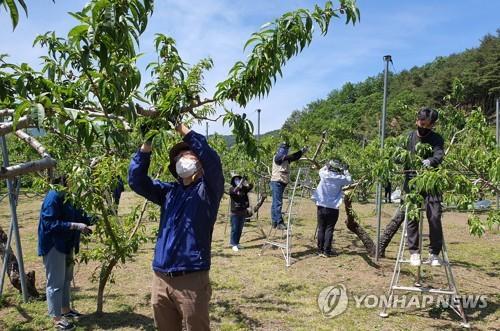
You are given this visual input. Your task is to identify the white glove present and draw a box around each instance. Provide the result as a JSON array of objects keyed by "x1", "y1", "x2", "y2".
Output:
[
  {"x1": 70, "y1": 223, "x2": 92, "y2": 235},
  {"x1": 422, "y1": 159, "x2": 431, "y2": 168}
]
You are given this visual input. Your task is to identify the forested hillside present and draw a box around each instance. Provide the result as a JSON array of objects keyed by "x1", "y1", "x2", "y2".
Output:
[{"x1": 282, "y1": 30, "x2": 500, "y2": 141}]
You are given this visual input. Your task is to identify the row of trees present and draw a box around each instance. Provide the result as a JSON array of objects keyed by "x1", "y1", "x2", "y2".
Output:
[{"x1": 283, "y1": 31, "x2": 500, "y2": 140}]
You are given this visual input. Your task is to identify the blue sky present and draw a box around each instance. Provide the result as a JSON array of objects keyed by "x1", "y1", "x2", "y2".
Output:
[{"x1": 0, "y1": 0, "x2": 498, "y2": 135}]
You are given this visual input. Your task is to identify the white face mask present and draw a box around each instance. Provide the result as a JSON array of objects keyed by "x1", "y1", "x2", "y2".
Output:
[{"x1": 176, "y1": 157, "x2": 198, "y2": 178}]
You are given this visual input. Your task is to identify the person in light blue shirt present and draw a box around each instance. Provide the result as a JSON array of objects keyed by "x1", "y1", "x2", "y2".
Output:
[{"x1": 312, "y1": 160, "x2": 352, "y2": 257}]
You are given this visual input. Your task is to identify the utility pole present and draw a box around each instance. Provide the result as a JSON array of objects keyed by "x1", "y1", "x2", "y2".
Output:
[
  {"x1": 496, "y1": 98, "x2": 499, "y2": 211},
  {"x1": 375, "y1": 55, "x2": 391, "y2": 262},
  {"x1": 256, "y1": 109, "x2": 262, "y2": 223},
  {"x1": 205, "y1": 122, "x2": 209, "y2": 139}
]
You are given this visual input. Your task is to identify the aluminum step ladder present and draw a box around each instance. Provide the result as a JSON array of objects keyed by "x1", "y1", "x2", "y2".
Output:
[
  {"x1": 379, "y1": 205, "x2": 470, "y2": 328},
  {"x1": 259, "y1": 167, "x2": 305, "y2": 267}
]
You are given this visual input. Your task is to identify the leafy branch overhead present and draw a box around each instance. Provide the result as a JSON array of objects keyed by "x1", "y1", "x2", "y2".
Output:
[{"x1": 215, "y1": 0, "x2": 360, "y2": 107}]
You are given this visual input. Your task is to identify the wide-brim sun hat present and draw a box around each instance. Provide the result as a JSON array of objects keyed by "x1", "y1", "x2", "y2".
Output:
[{"x1": 230, "y1": 175, "x2": 243, "y2": 187}]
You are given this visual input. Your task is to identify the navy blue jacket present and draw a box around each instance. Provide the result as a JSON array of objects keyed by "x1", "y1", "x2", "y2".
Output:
[
  {"x1": 274, "y1": 145, "x2": 303, "y2": 165},
  {"x1": 128, "y1": 130, "x2": 224, "y2": 273},
  {"x1": 38, "y1": 190, "x2": 92, "y2": 256}
]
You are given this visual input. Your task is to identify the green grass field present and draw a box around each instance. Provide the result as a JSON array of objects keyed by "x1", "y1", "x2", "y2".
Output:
[{"x1": 0, "y1": 192, "x2": 499, "y2": 330}]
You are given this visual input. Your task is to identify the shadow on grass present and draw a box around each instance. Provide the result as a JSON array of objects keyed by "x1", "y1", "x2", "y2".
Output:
[
  {"x1": 386, "y1": 298, "x2": 499, "y2": 329},
  {"x1": 342, "y1": 250, "x2": 380, "y2": 269},
  {"x1": 211, "y1": 299, "x2": 262, "y2": 328},
  {"x1": 78, "y1": 311, "x2": 155, "y2": 330},
  {"x1": 451, "y1": 259, "x2": 499, "y2": 275},
  {"x1": 292, "y1": 245, "x2": 318, "y2": 261}
]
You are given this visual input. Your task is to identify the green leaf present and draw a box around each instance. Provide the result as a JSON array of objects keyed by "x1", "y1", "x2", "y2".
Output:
[
  {"x1": 4, "y1": 0, "x2": 20, "y2": 29},
  {"x1": 68, "y1": 24, "x2": 89, "y2": 42}
]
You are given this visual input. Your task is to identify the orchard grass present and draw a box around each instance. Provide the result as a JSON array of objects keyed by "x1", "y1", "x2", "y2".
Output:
[{"x1": 0, "y1": 192, "x2": 498, "y2": 330}]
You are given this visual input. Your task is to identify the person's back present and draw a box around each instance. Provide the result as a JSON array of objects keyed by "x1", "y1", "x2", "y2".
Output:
[
  {"x1": 269, "y1": 143, "x2": 307, "y2": 229},
  {"x1": 312, "y1": 165, "x2": 352, "y2": 210},
  {"x1": 312, "y1": 161, "x2": 352, "y2": 257}
]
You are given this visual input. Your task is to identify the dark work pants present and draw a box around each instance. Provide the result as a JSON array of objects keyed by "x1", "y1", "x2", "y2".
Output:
[
  {"x1": 230, "y1": 214, "x2": 245, "y2": 246},
  {"x1": 384, "y1": 184, "x2": 391, "y2": 203},
  {"x1": 407, "y1": 196, "x2": 443, "y2": 255},
  {"x1": 317, "y1": 206, "x2": 339, "y2": 254}
]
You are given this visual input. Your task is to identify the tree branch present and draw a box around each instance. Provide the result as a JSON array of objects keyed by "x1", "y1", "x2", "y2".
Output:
[
  {"x1": 445, "y1": 128, "x2": 466, "y2": 155},
  {"x1": 0, "y1": 116, "x2": 32, "y2": 136},
  {"x1": 14, "y1": 130, "x2": 50, "y2": 157},
  {"x1": 0, "y1": 157, "x2": 56, "y2": 179}
]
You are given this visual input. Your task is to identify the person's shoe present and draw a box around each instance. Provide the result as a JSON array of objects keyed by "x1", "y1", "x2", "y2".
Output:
[
  {"x1": 429, "y1": 254, "x2": 443, "y2": 266},
  {"x1": 55, "y1": 318, "x2": 75, "y2": 331},
  {"x1": 276, "y1": 223, "x2": 287, "y2": 230},
  {"x1": 232, "y1": 245, "x2": 239, "y2": 252},
  {"x1": 62, "y1": 309, "x2": 83, "y2": 319},
  {"x1": 272, "y1": 223, "x2": 278, "y2": 229},
  {"x1": 317, "y1": 250, "x2": 326, "y2": 258},
  {"x1": 237, "y1": 244, "x2": 243, "y2": 249},
  {"x1": 409, "y1": 253, "x2": 421, "y2": 266},
  {"x1": 324, "y1": 250, "x2": 338, "y2": 258}
]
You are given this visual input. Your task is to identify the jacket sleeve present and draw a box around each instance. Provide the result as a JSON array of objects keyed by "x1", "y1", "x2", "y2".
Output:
[
  {"x1": 40, "y1": 192, "x2": 72, "y2": 234},
  {"x1": 340, "y1": 171, "x2": 353, "y2": 186},
  {"x1": 128, "y1": 150, "x2": 174, "y2": 206},
  {"x1": 184, "y1": 130, "x2": 224, "y2": 199},
  {"x1": 428, "y1": 135, "x2": 444, "y2": 167},
  {"x1": 242, "y1": 183, "x2": 254, "y2": 193},
  {"x1": 229, "y1": 187, "x2": 241, "y2": 198},
  {"x1": 274, "y1": 146, "x2": 289, "y2": 165},
  {"x1": 284, "y1": 150, "x2": 303, "y2": 163}
]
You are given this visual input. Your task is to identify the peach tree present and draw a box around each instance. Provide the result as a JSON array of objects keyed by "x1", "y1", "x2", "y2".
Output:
[{"x1": 0, "y1": 0, "x2": 360, "y2": 312}]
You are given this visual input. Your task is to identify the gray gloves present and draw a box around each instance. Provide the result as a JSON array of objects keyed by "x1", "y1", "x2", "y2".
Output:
[
  {"x1": 70, "y1": 223, "x2": 92, "y2": 235},
  {"x1": 422, "y1": 159, "x2": 431, "y2": 168}
]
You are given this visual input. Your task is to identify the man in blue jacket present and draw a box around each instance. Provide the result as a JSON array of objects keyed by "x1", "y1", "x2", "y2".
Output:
[{"x1": 128, "y1": 123, "x2": 224, "y2": 331}]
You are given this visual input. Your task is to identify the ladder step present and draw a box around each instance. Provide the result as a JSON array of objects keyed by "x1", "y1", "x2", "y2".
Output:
[
  {"x1": 398, "y1": 259, "x2": 449, "y2": 266},
  {"x1": 264, "y1": 241, "x2": 287, "y2": 249},
  {"x1": 392, "y1": 286, "x2": 456, "y2": 295}
]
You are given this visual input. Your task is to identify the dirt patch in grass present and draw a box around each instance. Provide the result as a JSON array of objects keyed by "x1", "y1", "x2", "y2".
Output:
[{"x1": 0, "y1": 192, "x2": 498, "y2": 330}]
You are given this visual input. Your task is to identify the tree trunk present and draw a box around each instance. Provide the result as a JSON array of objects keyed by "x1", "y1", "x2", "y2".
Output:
[
  {"x1": 378, "y1": 207, "x2": 405, "y2": 257},
  {"x1": 343, "y1": 194, "x2": 405, "y2": 258},
  {"x1": 0, "y1": 226, "x2": 39, "y2": 298},
  {"x1": 343, "y1": 194, "x2": 376, "y2": 256},
  {"x1": 96, "y1": 258, "x2": 118, "y2": 314}
]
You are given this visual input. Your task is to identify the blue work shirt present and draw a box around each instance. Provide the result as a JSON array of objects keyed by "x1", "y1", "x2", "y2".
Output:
[
  {"x1": 38, "y1": 190, "x2": 91, "y2": 256},
  {"x1": 128, "y1": 130, "x2": 224, "y2": 273},
  {"x1": 312, "y1": 166, "x2": 353, "y2": 209}
]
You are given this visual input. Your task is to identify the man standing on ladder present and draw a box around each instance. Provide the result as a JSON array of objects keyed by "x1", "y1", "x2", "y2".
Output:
[
  {"x1": 405, "y1": 107, "x2": 445, "y2": 267},
  {"x1": 270, "y1": 142, "x2": 308, "y2": 230}
]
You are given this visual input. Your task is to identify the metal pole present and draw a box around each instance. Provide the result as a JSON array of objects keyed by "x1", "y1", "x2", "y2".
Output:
[
  {"x1": 0, "y1": 136, "x2": 29, "y2": 301},
  {"x1": 256, "y1": 109, "x2": 262, "y2": 223},
  {"x1": 375, "y1": 55, "x2": 391, "y2": 262},
  {"x1": 257, "y1": 109, "x2": 261, "y2": 141},
  {"x1": 496, "y1": 98, "x2": 499, "y2": 210},
  {"x1": 205, "y1": 122, "x2": 209, "y2": 139}
]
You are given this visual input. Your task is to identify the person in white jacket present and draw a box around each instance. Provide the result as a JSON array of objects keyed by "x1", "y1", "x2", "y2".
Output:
[{"x1": 312, "y1": 160, "x2": 352, "y2": 257}]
